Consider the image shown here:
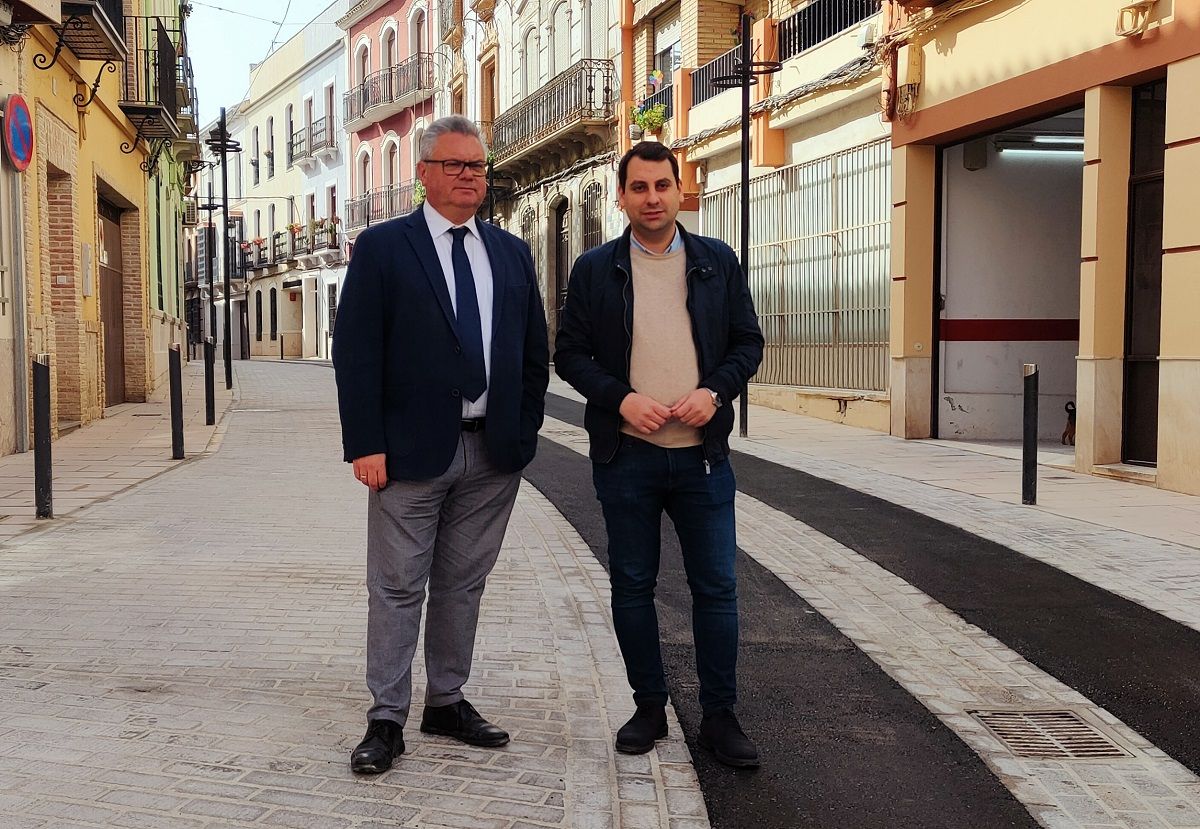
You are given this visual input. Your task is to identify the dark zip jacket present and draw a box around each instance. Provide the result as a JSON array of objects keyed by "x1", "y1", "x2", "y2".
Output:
[{"x1": 554, "y1": 224, "x2": 764, "y2": 465}]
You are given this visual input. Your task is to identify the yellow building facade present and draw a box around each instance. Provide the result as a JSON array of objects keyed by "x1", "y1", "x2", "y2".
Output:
[
  {"x1": 886, "y1": 0, "x2": 1200, "y2": 494},
  {"x1": 7, "y1": 0, "x2": 195, "y2": 445}
]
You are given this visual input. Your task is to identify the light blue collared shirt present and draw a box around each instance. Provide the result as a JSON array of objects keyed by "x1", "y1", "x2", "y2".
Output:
[{"x1": 630, "y1": 226, "x2": 683, "y2": 256}]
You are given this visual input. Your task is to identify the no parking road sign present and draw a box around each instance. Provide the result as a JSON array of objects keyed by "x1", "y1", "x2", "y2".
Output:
[{"x1": 3, "y1": 94, "x2": 34, "y2": 173}]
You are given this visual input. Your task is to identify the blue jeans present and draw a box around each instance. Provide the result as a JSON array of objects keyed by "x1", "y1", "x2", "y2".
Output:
[{"x1": 592, "y1": 435, "x2": 739, "y2": 713}]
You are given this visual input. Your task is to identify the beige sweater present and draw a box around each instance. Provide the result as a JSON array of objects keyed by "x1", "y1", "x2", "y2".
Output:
[{"x1": 620, "y1": 246, "x2": 702, "y2": 448}]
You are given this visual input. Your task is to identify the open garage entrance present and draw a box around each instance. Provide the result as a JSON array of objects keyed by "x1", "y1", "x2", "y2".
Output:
[{"x1": 934, "y1": 110, "x2": 1084, "y2": 451}]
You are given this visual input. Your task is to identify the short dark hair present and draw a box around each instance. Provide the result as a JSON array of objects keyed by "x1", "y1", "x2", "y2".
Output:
[{"x1": 618, "y1": 141, "x2": 681, "y2": 190}]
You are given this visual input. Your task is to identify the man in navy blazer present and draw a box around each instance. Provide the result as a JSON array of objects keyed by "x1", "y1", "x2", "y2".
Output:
[{"x1": 333, "y1": 116, "x2": 548, "y2": 775}]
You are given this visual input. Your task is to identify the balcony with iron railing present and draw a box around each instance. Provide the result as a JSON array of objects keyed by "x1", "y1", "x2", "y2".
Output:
[
  {"x1": 492, "y1": 60, "x2": 617, "y2": 169},
  {"x1": 777, "y1": 0, "x2": 879, "y2": 62},
  {"x1": 642, "y1": 84, "x2": 674, "y2": 124},
  {"x1": 439, "y1": 0, "x2": 462, "y2": 45},
  {"x1": 691, "y1": 46, "x2": 740, "y2": 108},
  {"x1": 293, "y1": 223, "x2": 342, "y2": 263},
  {"x1": 690, "y1": 0, "x2": 878, "y2": 108},
  {"x1": 292, "y1": 116, "x2": 337, "y2": 163},
  {"x1": 119, "y1": 15, "x2": 180, "y2": 141},
  {"x1": 344, "y1": 53, "x2": 435, "y2": 131},
  {"x1": 56, "y1": 0, "x2": 127, "y2": 62},
  {"x1": 346, "y1": 183, "x2": 417, "y2": 233}
]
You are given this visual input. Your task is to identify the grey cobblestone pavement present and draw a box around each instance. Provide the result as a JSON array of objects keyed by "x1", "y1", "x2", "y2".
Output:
[
  {"x1": 0, "y1": 362, "x2": 707, "y2": 829},
  {"x1": 539, "y1": 411, "x2": 1200, "y2": 829}
]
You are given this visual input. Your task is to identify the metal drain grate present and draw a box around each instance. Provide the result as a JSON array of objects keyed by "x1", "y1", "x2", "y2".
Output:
[{"x1": 971, "y1": 710, "x2": 1132, "y2": 759}]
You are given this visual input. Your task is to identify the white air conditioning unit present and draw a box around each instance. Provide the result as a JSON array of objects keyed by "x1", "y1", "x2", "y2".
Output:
[{"x1": 183, "y1": 201, "x2": 199, "y2": 227}]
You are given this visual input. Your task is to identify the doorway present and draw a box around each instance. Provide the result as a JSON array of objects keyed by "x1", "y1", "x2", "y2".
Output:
[
  {"x1": 553, "y1": 200, "x2": 570, "y2": 335},
  {"x1": 1121, "y1": 80, "x2": 1166, "y2": 466},
  {"x1": 935, "y1": 110, "x2": 1084, "y2": 443},
  {"x1": 98, "y1": 198, "x2": 126, "y2": 406}
]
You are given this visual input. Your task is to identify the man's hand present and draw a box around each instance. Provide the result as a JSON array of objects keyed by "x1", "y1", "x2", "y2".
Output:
[
  {"x1": 619, "y1": 393, "x2": 673, "y2": 435},
  {"x1": 670, "y1": 389, "x2": 717, "y2": 428},
  {"x1": 352, "y1": 453, "x2": 388, "y2": 491}
]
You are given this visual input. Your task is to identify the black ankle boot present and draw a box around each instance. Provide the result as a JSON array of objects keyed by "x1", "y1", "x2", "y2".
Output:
[
  {"x1": 699, "y1": 708, "x2": 759, "y2": 768},
  {"x1": 615, "y1": 704, "x2": 667, "y2": 754}
]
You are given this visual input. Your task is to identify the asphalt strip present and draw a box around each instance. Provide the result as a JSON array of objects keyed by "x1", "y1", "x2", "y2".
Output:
[{"x1": 524, "y1": 420, "x2": 1036, "y2": 829}]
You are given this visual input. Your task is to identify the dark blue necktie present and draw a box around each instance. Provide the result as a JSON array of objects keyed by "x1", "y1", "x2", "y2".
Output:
[{"x1": 450, "y1": 226, "x2": 487, "y2": 402}]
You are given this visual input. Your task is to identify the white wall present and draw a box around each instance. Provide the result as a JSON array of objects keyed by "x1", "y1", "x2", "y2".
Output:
[{"x1": 939, "y1": 141, "x2": 1084, "y2": 441}]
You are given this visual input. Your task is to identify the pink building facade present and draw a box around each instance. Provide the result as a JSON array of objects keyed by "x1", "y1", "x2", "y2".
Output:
[{"x1": 338, "y1": 0, "x2": 436, "y2": 235}]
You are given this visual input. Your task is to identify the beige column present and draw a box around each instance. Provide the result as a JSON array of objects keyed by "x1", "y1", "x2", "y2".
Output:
[
  {"x1": 1076, "y1": 85, "x2": 1131, "y2": 474},
  {"x1": 888, "y1": 143, "x2": 936, "y2": 439},
  {"x1": 1159, "y1": 57, "x2": 1200, "y2": 495}
]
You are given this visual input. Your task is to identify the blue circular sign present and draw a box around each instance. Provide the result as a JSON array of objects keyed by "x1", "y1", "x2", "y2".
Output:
[{"x1": 5, "y1": 94, "x2": 33, "y2": 172}]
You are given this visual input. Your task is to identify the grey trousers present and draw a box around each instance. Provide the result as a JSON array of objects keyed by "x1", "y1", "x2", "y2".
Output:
[{"x1": 365, "y1": 431, "x2": 520, "y2": 726}]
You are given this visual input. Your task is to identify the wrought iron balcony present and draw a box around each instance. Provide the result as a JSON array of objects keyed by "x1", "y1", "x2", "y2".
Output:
[
  {"x1": 691, "y1": 46, "x2": 740, "y2": 107},
  {"x1": 119, "y1": 15, "x2": 180, "y2": 143},
  {"x1": 492, "y1": 60, "x2": 617, "y2": 168},
  {"x1": 777, "y1": 0, "x2": 879, "y2": 62},
  {"x1": 642, "y1": 84, "x2": 674, "y2": 122},
  {"x1": 346, "y1": 183, "x2": 417, "y2": 233},
  {"x1": 294, "y1": 223, "x2": 342, "y2": 264},
  {"x1": 271, "y1": 231, "x2": 290, "y2": 264},
  {"x1": 439, "y1": 0, "x2": 461, "y2": 44},
  {"x1": 291, "y1": 116, "x2": 336, "y2": 164},
  {"x1": 344, "y1": 54, "x2": 435, "y2": 130},
  {"x1": 176, "y1": 55, "x2": 199, "y2": 140}
]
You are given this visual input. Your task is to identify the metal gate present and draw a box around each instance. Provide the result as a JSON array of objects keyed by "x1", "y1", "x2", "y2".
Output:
[{"x1": 701, "y1": 138, "x2": 890, "y2": 392}]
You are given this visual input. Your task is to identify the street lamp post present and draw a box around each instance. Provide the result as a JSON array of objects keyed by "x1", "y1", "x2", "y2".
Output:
[
  {"x1": 710, "y1": 13, "x2": 779, "y2": 437},
  {"x1": 206, "y1": 108, "x2": 242, "y2": 390},
  {"x1": 195, "y1": 177, "x2": 219, "y2": 341}
]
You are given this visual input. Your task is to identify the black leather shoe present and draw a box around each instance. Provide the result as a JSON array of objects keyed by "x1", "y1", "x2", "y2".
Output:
[
  {"x1": 699, "y1": 708, "x2": 759, "y2": 768},
  {"x1": 615, "y1": 704, "x2": 668, "y2": 754},
  {"x1": 350, "y1": 719, "x2": 404, "y2": 775},
  {"x1": 420, "y1": 699, "x2": 509, "y2": 747}
]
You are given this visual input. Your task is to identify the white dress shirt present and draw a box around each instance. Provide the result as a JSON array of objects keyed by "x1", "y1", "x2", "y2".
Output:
[{"x1": 423, "y1": 202, "x2": 494, "y2": 417}]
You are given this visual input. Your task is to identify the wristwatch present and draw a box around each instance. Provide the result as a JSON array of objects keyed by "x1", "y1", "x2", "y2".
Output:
[{"x1": 705, "y1": 388, "x2": 723, "y2": 408}]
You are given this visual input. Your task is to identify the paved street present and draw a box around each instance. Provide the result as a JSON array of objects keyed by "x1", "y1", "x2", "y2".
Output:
[{"x1": 1, "y1": 362, "x2": 1199, "y2": 828}]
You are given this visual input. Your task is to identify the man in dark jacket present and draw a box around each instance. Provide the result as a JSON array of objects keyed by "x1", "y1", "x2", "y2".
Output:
[
  {"x1": 554, "y1": 141, "x2": 764, "y2": 768},
  {"x1": 333, "y1": 116, "x2": 548, "y2": 775}
]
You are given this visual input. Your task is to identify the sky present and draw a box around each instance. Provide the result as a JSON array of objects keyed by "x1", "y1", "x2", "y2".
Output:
[{"x1": 189, "y1": 0, "x2": 338, "y2": 127}]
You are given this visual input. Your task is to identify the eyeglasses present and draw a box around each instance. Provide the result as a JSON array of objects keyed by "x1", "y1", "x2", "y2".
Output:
[{"x1": 424, "y1": 159, "x2": 488, "y2": 176}]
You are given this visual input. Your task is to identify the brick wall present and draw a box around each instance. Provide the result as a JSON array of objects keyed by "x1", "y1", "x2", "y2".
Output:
[
  {"x1": 633, "y1": 24, "x2": 654, "y2": 104},
  {"x1": 46, "y1": 168, "x2": 81, "y2": 424},
  {"x1": 36, "y1": 104, "x2": 83, "y2": 429},
  {"x1": 682, "y1": 0, "x2": 742, "y2": 67},
  {"x1": 121, "y1": 208, "x2": 149, "y2": 402}
]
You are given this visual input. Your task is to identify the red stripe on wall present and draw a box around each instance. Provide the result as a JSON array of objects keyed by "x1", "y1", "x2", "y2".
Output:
[{"x1": 939, "y1": 319, "x2": 1081, "y2": 342}]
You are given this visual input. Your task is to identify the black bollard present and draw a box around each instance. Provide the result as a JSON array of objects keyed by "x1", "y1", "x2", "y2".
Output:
[
  {"x1": 33, "y1": 354, "x2": 52, "y2": 519},
  {"x1": 204, "y1": 337, "x2": 215, "y2": 426},
  {"x1": 170, "y1": 344, "x2": 184, "y2": 460},
  {"x1": 1022, "y1": 363, "x2": 1039, "y2": 505}
]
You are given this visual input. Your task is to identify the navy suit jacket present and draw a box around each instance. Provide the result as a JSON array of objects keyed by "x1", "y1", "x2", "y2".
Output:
[{"x1": 332, "y1": 207, "x2": 549, "y2": 481}]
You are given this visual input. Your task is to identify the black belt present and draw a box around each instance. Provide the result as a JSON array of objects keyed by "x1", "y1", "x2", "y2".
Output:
[{"x1": 461, "y1": 418, "x2": 486, "y2": 432}]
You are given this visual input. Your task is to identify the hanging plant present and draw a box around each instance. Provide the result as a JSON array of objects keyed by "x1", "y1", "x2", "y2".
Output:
[{"x1": 632, "y1": 102, "x2": 668, "y2": 135}]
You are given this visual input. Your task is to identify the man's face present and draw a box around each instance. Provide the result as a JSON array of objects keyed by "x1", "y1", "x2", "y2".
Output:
[
  {"x1": 417, "y1": 132, "x2": 488, "y2": 215},
  {"x1": 618, "y1": 156, "x2": 682, "y2": 236}
]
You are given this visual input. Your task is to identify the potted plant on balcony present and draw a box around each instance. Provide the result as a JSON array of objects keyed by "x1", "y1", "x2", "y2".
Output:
[
  {"x1": 632, "y1": 102, "x2": 667, "y2": 141},
  {"x1": 239, "y1": 241, "x2": 253, "y2": 253},
  {"x1": 287, "y1": 222, "x2": 303, "y2": 236},
  {"x1": 413, "y1": 180, "x2": 427, "y2": 207},
  {"x1": 252, "y1": 237, "x2": 266, "y2": 249}
]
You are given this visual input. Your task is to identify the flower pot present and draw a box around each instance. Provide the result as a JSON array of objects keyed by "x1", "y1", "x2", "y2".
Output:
[{"x1": 629, "y1": 124, "x2": 644, "y2": 141}]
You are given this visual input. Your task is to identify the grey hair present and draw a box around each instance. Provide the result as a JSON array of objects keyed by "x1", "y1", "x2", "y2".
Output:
[{"x1": 418, "y1": 116, "x2": 487, "y2": 161}]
